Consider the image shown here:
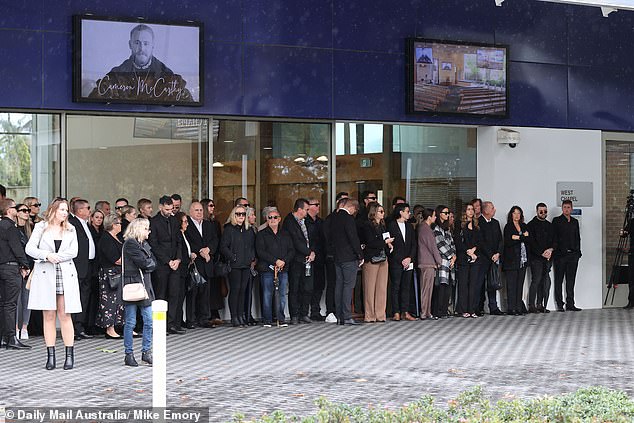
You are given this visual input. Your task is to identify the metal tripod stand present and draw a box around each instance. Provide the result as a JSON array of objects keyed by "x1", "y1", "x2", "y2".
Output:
[{"x1": 605, "y1": 190, "x2": 634, "y2": 305}]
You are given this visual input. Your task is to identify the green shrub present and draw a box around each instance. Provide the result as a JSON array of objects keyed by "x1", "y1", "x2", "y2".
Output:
[{"x1": 234, "y1": 386, "x2": 634, "y2": 423}]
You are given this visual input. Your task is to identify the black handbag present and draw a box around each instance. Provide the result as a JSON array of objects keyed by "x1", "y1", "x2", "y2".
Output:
[
  {"x1": 370, "y1": 249, "x2": 387, "y2": 264},
  {"x1": 102, "y1": 267, "x2": 122, "y2": 290},
  {"x1": 214, "y1": 256, "x2": 231, "y2": 277},
  {"x1": 487, "y1": 263, "x2": 502, "y2": 290},
  {"x1": 189, "y1": 264, "x2": 207, "y2": 289}
]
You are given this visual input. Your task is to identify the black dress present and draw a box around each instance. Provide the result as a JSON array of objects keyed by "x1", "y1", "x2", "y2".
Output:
[{"x1": 96, "y1": 232, "x2": 124, "y2": 328}]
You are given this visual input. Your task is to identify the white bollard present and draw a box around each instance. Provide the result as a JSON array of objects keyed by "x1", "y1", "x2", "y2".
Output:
[{"x1": 152, "y1": 300, "x2": 168, "y2": 408}]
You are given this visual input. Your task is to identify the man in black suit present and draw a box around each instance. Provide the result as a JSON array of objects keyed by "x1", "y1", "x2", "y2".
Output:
[
  {"x1": 322, "y1": 192, "x2": 348, "y2": 323},
  {"x1": 552, "y1": 200, "x2": 582, "y2": 312},
  {"x1": 356, "y1": 191, "x2": 376, "y2": 224},
  {"x1": 0, "y1": 198, "x2": 31, "y2": 349},
  {"x1": 331, "y1": 198, "x2": 363, "y2": 325},
  {"x1": 527, "y1": 203, "x2": 554, "y2": 313},
  {"x1": 306, "y1": 197, "x2": 326, "y2": 321},
  {"x1": 185, "y1": 201, "x2": 218, "y2": 328},
  {"x1": 477, "y1": 201, "x2": 504, "y2": 315},
  {"x1": 282, "y1": 198, "x2": 315, "y2": 325},
  {"x1": 68, "y1": 199, "x2": 97, "y2": 339},
  {"x1": 148, "y1": 196, "x2": 183, "y2": 332}
]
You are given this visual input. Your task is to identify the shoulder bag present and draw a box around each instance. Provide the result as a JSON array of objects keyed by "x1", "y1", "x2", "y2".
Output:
[
  {"x1": 370, "y1": 249, "x2": 387, "y2": 264},
  {"x1": 189, "y1": 263, "x2": 207, "y2": 289},
  {"x1": 121, "y1": 245, "x2": 149, "y2": 301}
]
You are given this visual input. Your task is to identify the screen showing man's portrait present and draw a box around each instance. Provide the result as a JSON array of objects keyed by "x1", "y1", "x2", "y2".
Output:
[{"x1": 74, "y1": 16, "x2": 203, "y2": 106}]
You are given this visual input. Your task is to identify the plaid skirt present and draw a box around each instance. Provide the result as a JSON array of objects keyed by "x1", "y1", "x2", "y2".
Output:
[{"x1": 55, "y1": 264, "x2": 64, "y2": 294}]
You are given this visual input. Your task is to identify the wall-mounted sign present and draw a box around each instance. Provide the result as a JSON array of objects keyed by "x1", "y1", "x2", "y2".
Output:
[
  {"x1": 360, "y1": 158, "x2": 373, "y2": 168},
  {"x1": 556, "y1": 181, "x2": 593, "y2": 207}
]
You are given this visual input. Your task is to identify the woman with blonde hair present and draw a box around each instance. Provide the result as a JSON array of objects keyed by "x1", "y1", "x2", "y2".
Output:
[
  {"x1": 23, "y1": 196, "x2": 43, "y2": 227},
  {"x1": 26, "y1": 198, "x2": 81, "y2": 370},
  {"x1": 122, "y1": 218, "x2": 157, "y2": 366},
  {"x1": 221, "y1": 205, "x2": 256, "y2": 327}
]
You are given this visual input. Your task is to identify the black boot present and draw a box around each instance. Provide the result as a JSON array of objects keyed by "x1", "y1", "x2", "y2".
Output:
[
  {"x1": 231, "y1": 318, "x2": 240, "y2": 327},
  {"x1": 6, "y1": 336, "x2": 31, "y2": 350},
  {"x1": 141, "y1": 350, "x2": 152, "y2": 366},
  {"x1": 46, "y1": 346, "x2": 56, "y2": 370},
  {"x1": 63, "y1": 346, "x2": 74, "y2": 370},
  {"x1": 124, "y1": 353, "x2": 138, "y2": 367}
]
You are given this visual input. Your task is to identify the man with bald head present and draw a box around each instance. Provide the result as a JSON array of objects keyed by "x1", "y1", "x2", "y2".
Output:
[{"x1": 185, "y1": 201, "x2": 219, "y2": 328}]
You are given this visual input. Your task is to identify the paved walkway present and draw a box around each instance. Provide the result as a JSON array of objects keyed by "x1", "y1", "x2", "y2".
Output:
[{"x1": 1, "y1": 309, "x2": 633, "y2": 421}]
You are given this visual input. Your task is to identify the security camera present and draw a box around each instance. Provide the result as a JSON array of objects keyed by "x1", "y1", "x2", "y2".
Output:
[
  {"x1": 497, "y1": 128, "x2": 520, "y2": 148},
  {"x1": 494, "y1": 0, "x2": 504, "y2": 6}
]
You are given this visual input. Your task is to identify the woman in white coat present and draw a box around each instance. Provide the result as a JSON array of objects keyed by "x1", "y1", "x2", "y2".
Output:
[{"x1": 26, "y1": 198, "x2": 81, "y2": 370}]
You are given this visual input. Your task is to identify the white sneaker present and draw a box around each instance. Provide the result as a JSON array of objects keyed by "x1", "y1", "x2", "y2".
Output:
[
  {"x1": 263, "y1": 323, "x2": 272, "y2": 328},
  {"x1": 20, "y1": 328, "x2": 29, "y2": 340},
  {"x1": 279, "y1": 323, "x2": 288, "y2": 328},
  {"x1": 325, "y1": 313, "x2": 337, "y2": 323}
]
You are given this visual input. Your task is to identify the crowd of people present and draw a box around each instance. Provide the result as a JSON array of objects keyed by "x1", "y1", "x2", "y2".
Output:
[{"x1": 0, "y1": 182, "x2": 590, "y2": 370}]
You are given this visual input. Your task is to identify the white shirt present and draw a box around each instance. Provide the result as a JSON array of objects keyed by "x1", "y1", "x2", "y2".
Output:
[
  {"x1": 192, "y1": 218, "x2": 204, "y2": 237},
  {"x1": 397, "y1": 221, "x2": 406, "y2": 243},
  {"x1": 79, "y1": 218, "x2": 96, "y2": 260},
  {"x1": 182, "y1": 232, "x2": 192, "y2": 258}
]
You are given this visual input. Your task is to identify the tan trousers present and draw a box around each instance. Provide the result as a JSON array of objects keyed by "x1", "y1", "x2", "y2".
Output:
[
  {"x1": 420, "y1": 267, "x2": 436, "y2": 318},
  {"x1": 362, "y1": 260, "x2": 389, "y2": 322}
]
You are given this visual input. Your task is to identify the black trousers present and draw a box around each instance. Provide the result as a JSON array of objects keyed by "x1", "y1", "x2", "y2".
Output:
[
  {"x1": 553, "y1": 254, "x2": 579, "y2": 308},
  {"x1": 288, "y1": 261, "x2": 314, "y2": 318},
  {"x1": 529, "y1": 259, "x2": 552, "y2": 308},
  {"x1": 323, "y1": 257, "x2": 337, "y2": 315},
  {"x1": 73, "y1": 262, "x2": 98, "y2": 333},
  {"x1": 477, "y1": 261, "x2": 499, "y2": 312},
  {"x1": 389, "y1": 265, "x2": 413, "y2": 315},
  {"x1": 228, "y1": 268, "x2": 250, "y2": 320},
  {"x1": 629, "y1": 255, "x2": 634, "y2": 306},
  {"x1": 0, "y1": 264, "x2": 22, "y2": 339},
  {"x1": 431, "y1": 283, "x2": 450, "y2": 317},
  {"x1": 243, "y1": 273, "x2": 258, "y2": 321},
  {"x1": 505, "y1": 267, "x2": 527, "y2": 313},
  {"x1": 309, "y1": 261, "x2": 326, "y2": 317},
  {"x1": 457, "y1": 264, "x2": 481, "y2": 314},
  {"x1": 153, "y1": 265, "x2": 183, "y2": 327},
  {"x1": 186, "y1": 275, "x2": 210, "y2": 325}
]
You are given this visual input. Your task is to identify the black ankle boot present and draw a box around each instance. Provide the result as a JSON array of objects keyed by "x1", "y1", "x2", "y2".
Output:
[
  {"x1": 63, "y1": 346, "x2": 74, "y2": 370},
  {"x1": 46, "y1": 346, "x2": 56, "y2": 370},
  {"x1": 141, "y1": 350, "x2": 152, "y2": 365},
  {"x1": 231, "y1": 318, "x2": 240, "y2": 327},
  {"x1": 124, "y1": 353, "x2": 138, "y2": 367}
]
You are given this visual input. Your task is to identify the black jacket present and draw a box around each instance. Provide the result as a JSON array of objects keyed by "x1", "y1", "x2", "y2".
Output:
[
  {"x1": 68, "y1": 214, "x2": 92, "y2": 279},
  {"x1": 122, "y1": 238, "x2": 157, "y2": 306},
  {"x1": 98, "y1": 232, "x2": 122, "y2": 270},
  {"x1": 527, "y1": 216, "x2": 554, "y2": 261},
  {"x1": 478, "y1": 215, "x2": 503, "y2": 263},
  {"x1": 282, "y1": 213, "x2": 313, "y2": 264},
  {"x1": 255, "y1": 226, "x2": 295, "y2": 273},
  {"x1": 185, "y1": 217, "x2": 219, "y2": 279},
  {"x1": 502, "y1": 222, "x2": 530, "y2": 270},
  {"x1": 454, "y1": 223, "x2": 483, "y2": 266},
  {"x1": 148, "y1": 212, "x2": 182, "y2": 266},
  {"x1": 552, "y1": 214, "x2": 581, "y2": 258},
  {"x1": 0, "y1": 217, "x2": 29, "y2": 268},
  {"x1": 359, "y1": 220, "x2": 388, "y2": 262},
  {"x1": 330, "y1": 209, "x2": 363, "y2": 263},
  {"x1": 220, "y1": 223, "x2": 255, "y2": 269},
  {"x1": 305, "y1": 214, "x2": 325, "y2": 263},
  {"x1": 387, "y1": 219, "x2": 416, "y2": 267}
]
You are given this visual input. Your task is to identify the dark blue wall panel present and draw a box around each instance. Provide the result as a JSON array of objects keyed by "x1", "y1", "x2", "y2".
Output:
[
  {"x1": 245, "y1": 0, "x2": 332, "y2": 48},
  {"x1": 243, "y1": 45, "x2": 332, "y2": 118},
  {"x1": 2, "y1": 0, "x2": 634, "y2": 131},
  {"x1": 0, "y1": 30, "x2": 43, "y2": 108}
]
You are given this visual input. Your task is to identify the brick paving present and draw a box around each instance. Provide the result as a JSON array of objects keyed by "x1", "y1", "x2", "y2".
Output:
[{"x1": 1, "y1": 309, "x2": 633, "y2": 422}]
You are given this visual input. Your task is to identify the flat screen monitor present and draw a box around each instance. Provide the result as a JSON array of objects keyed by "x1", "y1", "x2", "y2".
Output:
[
  {"x1": 406, "y1": 38, "x2": 508, "y2": 117},
  {"x1": 73, "y1": 15, "x2": 203, "y2": 106}
]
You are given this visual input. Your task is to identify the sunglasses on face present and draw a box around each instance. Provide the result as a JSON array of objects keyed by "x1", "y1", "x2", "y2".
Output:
[
  {"x1": 115, "y1": 206, "x2": 124, "y2": 210},
  {"x1": 309, "y1": 203, "x2": 320, "y2": 206},
  {"x1": 18, "y1": 208, "x2": 30, "y2": 213},
  {"x1": 367, "y1": 197, "x2": 377, "y2": 201},
  {"x1": 440, "y1": 211, "x2": 450, "y2": 215},
  {"x1": 30, "y1": 203, "x2": 41, "y2": 207},
  {"x1": 235, "y1": 212, "x2": 246, "y2": 217},
  {"x1": 267, "y1": 215, "x2": 280, "y2": 220}
]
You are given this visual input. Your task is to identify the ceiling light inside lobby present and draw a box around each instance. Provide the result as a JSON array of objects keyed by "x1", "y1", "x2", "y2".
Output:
[{"x1": 212, "y1": 162, "x2": 224, "y2": 167}]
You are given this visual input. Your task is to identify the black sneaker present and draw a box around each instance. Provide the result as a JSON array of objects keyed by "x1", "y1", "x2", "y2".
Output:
[{"x1": 124, "y1": 353, "x2": 138, "y2": 367}]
